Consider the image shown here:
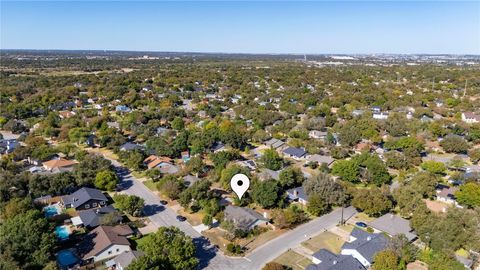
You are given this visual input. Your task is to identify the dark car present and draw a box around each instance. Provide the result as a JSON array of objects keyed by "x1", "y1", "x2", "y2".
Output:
[
  {"x1": 160, "y1": 200, "x2": 168, "y2": 205},
  {"x1": 355, "y1": 222, "x2": 367, "y2": 228},
  {"x1": 176, "y1": 215, "x2": 187, "y2": 222}
]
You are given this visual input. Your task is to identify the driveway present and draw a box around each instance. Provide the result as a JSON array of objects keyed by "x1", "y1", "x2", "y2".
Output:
[{"x1": 104, "y1": 153, "x2": 357, "y2": 270}]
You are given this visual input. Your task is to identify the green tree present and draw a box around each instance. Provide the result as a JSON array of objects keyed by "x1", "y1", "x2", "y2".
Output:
[
  {"x1": 373, "y1": 250, "x2": 399, "y2": 270},
  {"x1": 113, "y1": 194, "x2": 145, "y2": 216},
  {"x1": 420, "y1": 160, "x2": 446, "y2": 175},
  {"x1": 303, "y1": 173, "x2": 346, "y2": 206},
  {"x1": 252, "y1": 180, "x2": 281, "y2": 208},
  {"x1": 128, "y1": 227, "x2": 198, "y2": 270},
  {"x1": 307, "y1": 194, "x2": 328, "y2": 216},
  {"x1": 332, "y1": 159, "x2": 359, "y2": 182},
  {"x1": 220, "y1": 165, "x2": 249, "y2": 190},
  {"x1": 94, "y1": 169, "x2": 118, "y2": 191},
  {"x1": 157, "y1": 175, "x2": 184, "y2": 200},
  {"x1": 455, "y1": 182, "x2": 480, "y2": 208},
  {"x1": 261, "y1": 149, "x2": 283, "y2": 170},
  {"x1": 0, "y1": 210, "x2": 55, "y2": 269},
  {"x1": 352, "y1": 188, "x2": 393, "y2": 217},
  {"x1": 440, "y1": 135, "x2": 469, "y2": 153},
  {"x1": 278, "y1": 167, "x2": 304, "y2": 188},
  {"x1": 185, "y1": 156, "x2": 204, "y2": 174},
  {"x1": 171, "y1": 117, "x2": 184, "y2": 130},
  {"x1": 468, "y1": 148, "x2": 480, "y2": 163}
]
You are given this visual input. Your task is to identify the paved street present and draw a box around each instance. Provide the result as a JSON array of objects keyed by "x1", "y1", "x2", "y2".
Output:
[{"x1": 107, "y1": 155, "x2": 357, "y2": 270}]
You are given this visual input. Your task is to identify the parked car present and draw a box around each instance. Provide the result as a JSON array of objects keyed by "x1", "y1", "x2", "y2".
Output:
[
  {"x1": 160, "y1": 200, "x2": 168, "y2": 205},
  {"x1": 355, "y1": 222, "x2": 367, "y2": 228},
  {"x1": 176, "y1": 215, "x2": 186, "y2": 222}
]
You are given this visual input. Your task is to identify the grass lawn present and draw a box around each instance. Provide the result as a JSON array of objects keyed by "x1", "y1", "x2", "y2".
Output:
[
  {"x1": 301, "y1": 231, "x2": 345, "y2": 254},
  {"x1": 354, "y1": 212, "x2": 376, "y2": 222},
  {"x1": 143, "y1": 180, "x2": 157, "y2": 191},
  {"x1": 238, "y1": 229, "x2": 287, "y2": 253},
  {"x1": 455, "y1": 248, "x2": 469, "y2": 257},
  {"x1": 273, "y1": 250, "x2": 311, "y2": 270},
  {"x1": 339, "y1": 223, "x2": 355, "y2": 233},
  {"x1": 203, "y1": 228, "x2": 231, "y2": 253},
  {"x1": 130, "y1": 234, "x2": 152, "y2": 250}
]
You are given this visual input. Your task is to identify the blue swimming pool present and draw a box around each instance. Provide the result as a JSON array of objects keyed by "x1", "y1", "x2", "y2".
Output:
[
  {"x1": 55, "y1": 225, "x2": 70, "y2": 240},
  {"x1": 56, "y1": 249, "x2": 79, "y2": 268},
  {"x1": 43, "y1": 205, "x2": 59, "y2": 218}
]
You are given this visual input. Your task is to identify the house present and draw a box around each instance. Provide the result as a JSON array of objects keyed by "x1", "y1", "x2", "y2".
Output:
[
  {"x1": 183, "y1": 175, "x2": 200, "y2": 187},
  {"x1": 355, "y1": 142, "x2": 371, "y2": 153},
  {"x1": 106, "y1": 250, "x2": 144, "y2": 270},
  {"x1": 257, "y1": 168, "x2": 281, "y2": 181},
  {"x1": 461, "y1": 112, "x2": 480, "y2": 124},
  {"x1": 369, "y1": 213, "x2": 417, "y2": 242},
  {"x1": 420, "y1": 115, "x2": 433, "y2": 123},
  {"x1": 77, "y1": 225, "x2": 133, "y2": 263},
  {"x1": 156, "y1": 127, "x2": 170, "y2": 136},
  {"x1": 86, "y1": 135, "x2": 97, "y2": 147},
  {"x1": 372, "y1": 112, "x2": 389, "y2": 120},
  {"x1": 435, "y1": 184, "x2": 458, "y2": 205},
  {"x1": 59, "y1": 110, "x2": 76, "y2": 119},
  {"x1": 286, "y1": 186, "x2": 309, "y2": 205},
  {"x1": 223, "y1": 205, "x2": 270, "y2": 231},
  {"x1": 143, "y1": 155, "x2": 179, "y2": 174},
  {"x1": 181, "y1": 151, "x2": 190, "y2": 162},
  {"x1": 455, "y1": 254, "x2": 473, "y2": 269},
  {"x1": 236, "y1": 160, "x2": 257, "y2": 171},
  {"x1": 43, "y1": 158, "x2": 77, "y2": 172},
  {"x1": 211, "y1": 142, "x2": 227, "y2": 153},
  {"x1": 119, "y1": 142, "x2": 142, "y2": 152},
  {"x1": 434, "y1": 99, "x2": 444, "y2": 107},
  {"x1": 309, "y1": 130, "x2": 328, "y2": 140},
  {"x1": 107, "y1": 122, "x2": 120, "y2": 130},
  {"x1": 340, "y1": 228, "x2": 389, "y2": 268},
  {"x1": 282, "y1": 147, "x2": 307, "y2": 160},
  {"x1": 142, "y1": 85, "x2": 153, "y2": 91},
  {"x1": 307, "y1": 249, "x2": 366, "y2": 270},
  {"x1": 73, "y1": 205, "x2": 121, "y2": 229},
  {"x1": 61, "y1": 187, "x2": 108, "y2": 211},
  {"x1": 352, "y1": 109, "x2": 365, "y2": 117},
  {"x1": 264, "y1": 138, "x2": 285, "y2": 149},
  {"x1": 0, "y1": 139, "x2": 19, "y2": 154},
  {"x1": 371, "y1": 106, "x2": 382, "y2": 113},
  {"x1": 115, "y1": 105, "x2": 131, "y2": 113},
  {"x1": 307, "y1": 154, "x2": 335, "y2": 167}
]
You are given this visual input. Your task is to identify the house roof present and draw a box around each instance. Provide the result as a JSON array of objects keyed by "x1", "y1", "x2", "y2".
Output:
[
  {"x1": 183, "y1": 175, "x2": 200, "y2": 187},
  {"x1": 308, "y1": 154, "x2": 335, "y2": 165},
  {"x1": 264, "y1": 138, "x2": 285, "y2": 149},
  {"x1": 463, "y1": 112, "x2": 480, "y2": 121},
  {"x1": 369, "y1": 213, "x2": 417, "y2": 241},
  {"x1": 258, "y1": 168, "x2": 281, "y2": 181},
  {"x1": 286, "y1": 186, "x2": 309, "y2": 202},
  {"x1": 283, "y1": 147, "x2": 307, "y2": 158},
  {"x1": 224, "y1": 205, "x2": 268, "y2": 230},
  {"x1": 62, "y1": 187, "x2": 108, "y2": 209},
  {"x1": 43, "y1": 158, "x2": 77, "y2": 170},
  {"x1": 77, "y1": 205, "x2": 120, "y2": 228},
  {"x1": 78, "y1": 225, "x2": 133, "y2": 260},
  {"x1": 120, "y1": 142, "x2": 142, "y2": 151},
  {"x1": 308, "y1": 249, "x2": 366, "y2": 270},
  {"x1": 113, "y1": 250, "x2": 144, "y2": 269},
  {"x1": 158, "y1": 163, "x2": 180, "y2": 174},
  {"x1": 342, "y1": 228, "x2": 388, "y2": 264},
  {"x1": 144, "y1": 155, "x2": 172, "y2": 169}
]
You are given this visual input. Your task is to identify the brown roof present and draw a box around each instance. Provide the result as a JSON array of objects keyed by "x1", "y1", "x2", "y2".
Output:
[
  {"x1": 144, "y1": 155, "x2": 172, "y2": 169},
  {"x1": 79, "y1": 225, "x2": 133, "y2": 259},
  {"x1": 42, "y1": 158, "x2": 77, "y2": 170}
]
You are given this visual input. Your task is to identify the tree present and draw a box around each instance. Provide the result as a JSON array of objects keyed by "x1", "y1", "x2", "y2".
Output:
[
  {"x1": 272, "y1": 206, "x2": 306, "y2": 229},
  {"x1": 220, "y1": 165, "x2": 249, "y2": 190},
  {"x1": 113, "y1": 194, "x2": 145, "y2": 216},
  {"x1": 75, "y1": 154, "x2": 112, "y2": 186},
  {"x1": 278, "y1": 167, "x2": 304, "y2": 188},
  {"x1": 468, "y1": 148, "x2": 480, "y2": 163},
  {"x1": 373, "y1": 250, "x2": 398, "y2": 270},
  {"x1": 185, "y1": 156, "x2": 204, "y2": 174},
  {"x1": 302, "y1": 173, "x2": 346, "y2": 206},
  {"x1": 352, "y1": 188, "x2": 393, "y2": 217},
  {"x1": 128, "y1": 227, "x2": 198, "y2": 270},
  {"x1": 0, "y1": 197, "x2": 33, "y2": 220},
  {"x1": 202, "y1": 214, "x2": 213, "y2": 226},
  {"x1": 307, "y1": 194, "x2": 328, "y2": 216},
  {"x1": 440, "y1": 135, "x2": 469, "y2": 153},
  {"x1": 261, "y1": 149, "x2": 283, "y2": 170},
  {"x1": 94, "y1": 170, "x2": 118, "y2": 191},
  {"x1": 0, "y1": 210, "x2": 55, "y2": 269},
  {"x1": 157, "y1": 175, "x2": 184, "y2": 200},
  {"x1": 100, "y1": 211, "x2": 123, "y2": 226},
  {"x1": 252, "y1": 180, "x2": 281, "y2": 208},
  {"x1": 420, "y1": 160, "x2": 446, "y2": 175},
  {"x1": 171, "y1": 117, "x2": 184, "y2": 130},
  {"x1": 455, "y1": 182, "x2": 480, "y2": 208},
  {"x1": 331, "y1": 159, "x2": 359, "y2": 183}
]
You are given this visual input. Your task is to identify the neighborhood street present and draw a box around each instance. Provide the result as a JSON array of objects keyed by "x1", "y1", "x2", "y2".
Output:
[{"x1": 108, "y1": 156, "x2": 357, "y2": 270}]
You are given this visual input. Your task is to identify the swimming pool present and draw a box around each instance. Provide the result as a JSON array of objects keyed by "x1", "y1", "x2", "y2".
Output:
[
  {"x1": 43, "y1": 205, "x2": 59, "y2": 218},
  {"x1": 55, "y1": 225, "x2": 71, "y2": 240},
  {"x1": 56, "y1": 249, "x2": 79, "y2": 268}
]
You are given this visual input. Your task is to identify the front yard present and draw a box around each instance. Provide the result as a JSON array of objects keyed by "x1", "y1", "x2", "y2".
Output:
[
  {"x1": 301, "y1": 231, "x2": 345, "y2": 254},
  {"x1": 273, "y1": 250, "x2": 312, "y2": 270}
]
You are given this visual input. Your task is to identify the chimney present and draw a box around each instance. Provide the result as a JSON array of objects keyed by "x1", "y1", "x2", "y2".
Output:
[
  {"x1": 263, "y1": 212, "x2": 268, "y2": 219},
  {"x1": 333, "y1": 260, "x2": 337, "y2": 265}
]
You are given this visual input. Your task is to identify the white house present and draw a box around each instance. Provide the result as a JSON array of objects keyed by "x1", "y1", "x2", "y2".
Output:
[
  {"x1": 461, "y1": 112, "x2": 480, "y2": 124},
  {"x1": 78, "y1": 225, "x2": 133, "y2": 263}
]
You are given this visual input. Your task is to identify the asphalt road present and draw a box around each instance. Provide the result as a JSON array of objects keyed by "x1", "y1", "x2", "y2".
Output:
[{"x1": 109, "y1": 157, "x2": 357, "y2": 270}]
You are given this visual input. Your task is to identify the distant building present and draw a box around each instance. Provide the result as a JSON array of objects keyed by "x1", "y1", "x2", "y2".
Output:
[
  {"x1": 282, "y1": 147, "x2": 307, "y2": 160},
  {"x1": 119, "y1": 142, "x2": 142, "y2": 152},
  {"x1": 309, "y1": 130, "x2": 328, "y2": 140},
  {"x1": 264, "y1": 138, "x2": 285, "y2": 149},
  {"x1": 61, "y1": 187, "x2": 108, "y2": 211},
  {"x1": 461, "y1": 112, "x2": 480, "y2": 124},
  {"x1": 286, "y1": 186, "x2": 309, "y2": 205},
  {"x1": 369, "y1": 213, "x2": 417, "y2": 242},
  {"x1": 42, "y1": 158, "x2": 77, "y2": 172}
]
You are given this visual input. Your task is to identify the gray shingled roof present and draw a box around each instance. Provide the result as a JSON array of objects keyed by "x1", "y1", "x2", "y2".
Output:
[
  {"x1": 342, "y1": 228, "x2": 388, "y2": 264},
  {"x1": 77, "y1": 205, "x2": 120, "y2": 228},
  {"x1": 113, "y1": 250, "x2": 144, "y2": 269},
  {"x1": 224, "y1": 206, "x2": 268, "y2": 230},
  {"x1": 308, "y1": 249, "x2": 366, "y2": 270},
  {"x1": 283, "y1": 147, "x2": 307, "y2": 158},
  {"x1": 62, "y1": 187, "x2": 108, "y2": 209},
  {"x1": 286, "y1": 186, "x2": 309, "y2": 202},
  {"x1": 369, "y1": 213, "x2": 417, "y2": 241}
]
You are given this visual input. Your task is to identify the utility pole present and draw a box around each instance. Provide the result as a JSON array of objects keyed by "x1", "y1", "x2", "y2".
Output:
[{"x1": 464, "y1": 79, "x2": 468, "y2": 98}]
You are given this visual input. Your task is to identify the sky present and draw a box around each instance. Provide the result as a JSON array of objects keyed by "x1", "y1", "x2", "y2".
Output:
[{"x1": 1, "y1": 1, "x2": 479, "y2": 54}]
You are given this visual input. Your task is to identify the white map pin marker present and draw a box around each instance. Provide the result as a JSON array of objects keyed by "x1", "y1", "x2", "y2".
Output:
[{"x1": 230, "y1": 173, "x2": 250, "y2": 200}]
